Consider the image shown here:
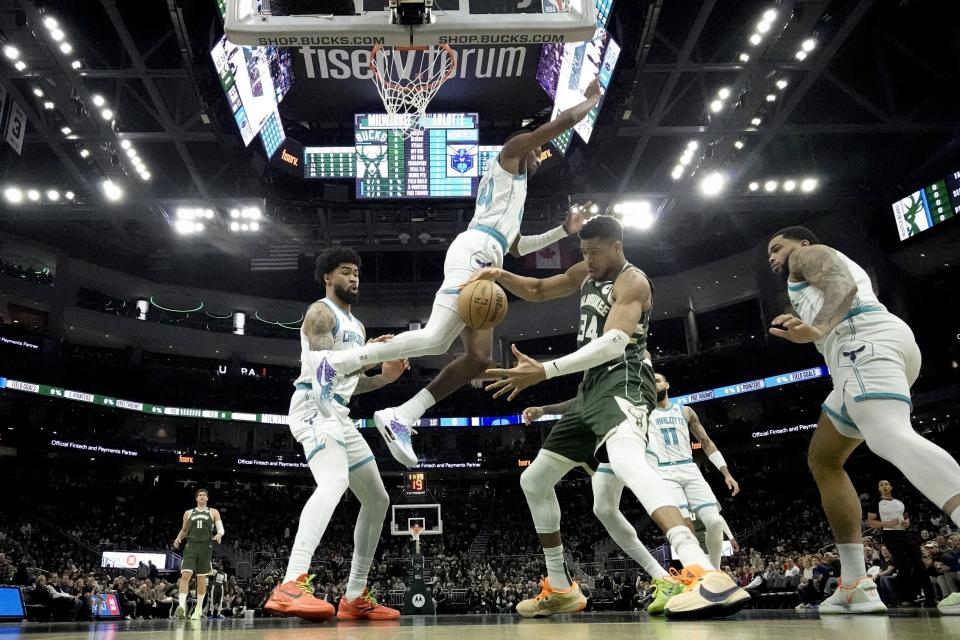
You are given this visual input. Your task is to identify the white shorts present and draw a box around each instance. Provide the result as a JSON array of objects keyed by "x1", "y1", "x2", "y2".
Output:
[
  {"x1": 435, "y1": 227, "x2": 506, "y2": 311},
  {"x1": 821, "y1": 311, "x2": 921, "y2": 439},
  {"x1": 288, "y1": 389, "x2": 375, "y2": 472},
  {"x1": 650, "y1": 459, "x2": 719, "y2": 520}
]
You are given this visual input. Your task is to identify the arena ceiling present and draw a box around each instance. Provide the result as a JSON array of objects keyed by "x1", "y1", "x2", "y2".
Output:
[{"x1": 0, "y1": 0, "x2": 958, "y2": 301}]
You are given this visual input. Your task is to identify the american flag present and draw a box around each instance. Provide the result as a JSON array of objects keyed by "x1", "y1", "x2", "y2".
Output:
[{"x1": 250, "y1": 244, "x2": 301, "y2": 272}]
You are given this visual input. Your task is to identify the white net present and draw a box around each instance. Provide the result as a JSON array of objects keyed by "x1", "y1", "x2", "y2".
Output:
[{"x1": 369, "y1": 44, "x2": 457, "y2": 139}]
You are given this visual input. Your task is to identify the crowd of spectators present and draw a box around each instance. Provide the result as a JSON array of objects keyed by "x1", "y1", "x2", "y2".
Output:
[{"x1": 0, "y1": 258, "x2": 54, "y2": 286}]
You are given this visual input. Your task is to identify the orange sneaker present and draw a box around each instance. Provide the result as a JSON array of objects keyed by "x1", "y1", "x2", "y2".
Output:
[
  {"x1": 515, "y1": 579, "x2": 587, "y2": 618},
  {"x1": 264, "y1": 574, "x2": 335, "y2": 621},
  {"x1": 337, "y1": 588, "x2": 400, "y2": 620}
]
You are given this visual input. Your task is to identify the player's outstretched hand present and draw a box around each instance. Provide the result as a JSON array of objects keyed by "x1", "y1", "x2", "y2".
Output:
[
  {"x1": 730, "y1": 538, "x2": 740, "y2": 554},
  {"x1": 585, "y1": 78, "x2": 602, "y2": 101},
  {"x1": 460, "y1": 267, "x2": 502, "y2": 288},
  {"x1": 367, "y1": 334, "x2": 395, "y2": 344},
  {"x1": 768, "y1": 314, "x2": 823, "y2": 344},
  {"x1": 212, "y1": 534, "x2": 223, "y2": 544},
  {"x1": 564, "y1": 201, "x2": 596, "y2": 235},
  {"x1": 522, "y1": 406, "x2": 544, "y2": 425},
  {"x1": 484, "y1": 344, "x2": 546, "y2": 401},
  {"x1": 172, "y1": 538, "x2": 181, "y2": 550},
  {"x1": 381, "y1": 358, "x2": 410, "y2": 383},
  {"x1": 725, "y1": 475, "x2": 740, "y2": 497}
]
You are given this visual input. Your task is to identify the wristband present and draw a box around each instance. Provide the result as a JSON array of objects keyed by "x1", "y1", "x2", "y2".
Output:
[{"x1": 709, "y1": 451, "x2": 727, "y2": 471}]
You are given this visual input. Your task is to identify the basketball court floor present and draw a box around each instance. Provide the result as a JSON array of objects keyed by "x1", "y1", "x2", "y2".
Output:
[{"x1": 3, "y1": 611, "x2": 958, "y2": 640}]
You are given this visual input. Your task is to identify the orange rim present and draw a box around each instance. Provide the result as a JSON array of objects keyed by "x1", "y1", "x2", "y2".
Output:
[{"x1": 369, "y1": 43, "x2": 457, "y2": 94}]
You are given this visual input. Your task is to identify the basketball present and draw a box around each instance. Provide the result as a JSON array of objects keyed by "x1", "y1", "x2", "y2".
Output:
[{"x1": 457, "y1": 280, "x2": 508, "y2": 330}]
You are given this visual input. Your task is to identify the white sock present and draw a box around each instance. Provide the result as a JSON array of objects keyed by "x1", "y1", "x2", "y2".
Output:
[
  {"x1": 951, "y1": 505, "x2": 960, "y2": 529},
  {"x1": 627, "y1": 543, "x2": 669, "y2": 579},
  {"x1": 178, "y1": 593, "x2": 186, "y2": 609},
  {"x1": 837, "y1": 543, "x2": 866, "y2": 585},
  {"x1": 543, "y1": 545, "x2": 571, "y2": 589},
  {"x1": 397, "y1": 389, "x2": 436, "y2": 421},
  {"x1": 345, "y1": 554, "x2": 373, "y2": 601},
  {"x1": 195, "y1": 594, "x2": 205, "y2": 613},
  {"x1": 667, "y1": 526, "x2": 714, "y2": 571}
]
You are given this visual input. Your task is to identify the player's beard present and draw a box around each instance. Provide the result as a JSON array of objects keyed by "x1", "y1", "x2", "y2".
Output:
[
  {"x1": 777, "y1": 250, "x2": 794, "y2": 282},
  {"x1": 335, "y1": 284, "x2": 358, "y2": 305},
  {"x1": 656, "y1": 389, "x2": 667, "y2": 402}
]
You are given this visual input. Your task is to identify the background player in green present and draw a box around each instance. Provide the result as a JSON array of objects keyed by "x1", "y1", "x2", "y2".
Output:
[
  {"x1": 467, "y1": 215, "x2": 749, "y2": 619},
  {"x1": 172, "y1": 488, "x2": 224, "y2": 620}
]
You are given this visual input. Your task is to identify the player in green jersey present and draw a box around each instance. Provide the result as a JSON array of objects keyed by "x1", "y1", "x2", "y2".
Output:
[
  {"x1": 466, "y1": 215, "x2": 749, "y2": 619},
  {"x1": 172, "y1": 488, "x2": 223, "y2": 620}
]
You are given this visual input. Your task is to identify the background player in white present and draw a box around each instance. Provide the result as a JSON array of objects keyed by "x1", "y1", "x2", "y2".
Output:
[
  {"x1": 308, "y1": 81, "x2": 604, "y2": 468},
  {"x1": 766, "y1": 225, "x2": 960, "y2": 615},
  {"x1": 264, "y1": 248, "x2": 407, "y2": 622},
  {"x1": 648, "y1": 372, "x2": 740, "y2": 569},
  {"x1": 522, "y1": 399, "x2": 685, "y2": 616}
]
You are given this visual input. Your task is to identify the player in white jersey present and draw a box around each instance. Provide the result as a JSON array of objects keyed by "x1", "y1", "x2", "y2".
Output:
[
  {"x1": 766, "y1": 226, "x2": 960, "y2": 615},
  {"x1": 648, "y1": 373, "x2": 740, "y2": 569},
  {"x1": 307, "y1": 81, "x2": 604, "y2": 469},
  {"x1": 264, "y1": 248, "x2": 406, "y2": 622}
]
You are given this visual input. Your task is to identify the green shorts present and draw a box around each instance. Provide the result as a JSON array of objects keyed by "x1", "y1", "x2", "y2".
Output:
[
  {"x1": 181, "y1": 541, "x2": 213, "y2": 575},
  {"x1": 542, "y1": 364, "x2": 656, "y2": 473}
]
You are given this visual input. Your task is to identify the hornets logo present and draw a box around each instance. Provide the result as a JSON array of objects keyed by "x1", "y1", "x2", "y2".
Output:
[{"x1": 450, "y1": 148, "x2": 475, "y2": 175}]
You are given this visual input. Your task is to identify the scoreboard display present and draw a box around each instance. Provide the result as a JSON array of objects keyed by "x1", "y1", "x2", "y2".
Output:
[
  {"x1": 304, "y1": 146, "x2": 356, "y2": 178},
  {"x1": 405, "y1": 472, "x2": 427, "y2": 495},
  {"x1": 892, "y1": 168, "x2": 960, "y2": 241},
  {"x1": 354, "y1": 113, "x2": 488, "y2": 199}
]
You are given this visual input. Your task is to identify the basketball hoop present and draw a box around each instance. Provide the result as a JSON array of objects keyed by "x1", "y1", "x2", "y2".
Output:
[
  {"x1": 369, "y1": 44, "x2": 456, "y2": 139},
  {"x1": 410, "y1": 524, "x2": 423, "y2": 554}
]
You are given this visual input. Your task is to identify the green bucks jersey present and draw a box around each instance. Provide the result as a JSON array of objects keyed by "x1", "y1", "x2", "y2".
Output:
[
  {"x1": 577, "y1": 262, "x2": 652, "y2": 380},
  {"x1": 186, "y1": 508, "x2": 214, "y2": 543}
]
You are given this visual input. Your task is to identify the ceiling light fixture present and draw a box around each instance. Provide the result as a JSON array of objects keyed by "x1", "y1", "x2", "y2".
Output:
[
  {"x1": 27, "y1": 189, "x2": 41, "y2": 202},
  {"x1": 59, "y1": 42, "x2": 72, "y2": 55},
  {"x1": 709, "y1": 99, "x2": 724, "y2": 113},
  {"x1": 14, "y1": 60, "x2": 26, "y2": 71},
  {"x1": 749, "y1": 33, "x2": 762, "y2": 46},
  {"x1": 734, "y1": 140, "x2": 745, "y2": 149},
  {"x1": 3, "y1": 187, "x2": 23, "y2": 204},
  {"x1": 699, "y1": 171, "x2": 726, "y2": 198},
  {"x1": 79, "y1": 148, "x2": 90, "y2": 158},
  {"x1": 738, "y1": 53, "x2": 749, "y2": 63},
  {"x1": 776, "y1": 78, "x2": 789, "y2": 90},
  {"x1": 764, "y1": 180, "x2": 778, "y2": 192},
  {"x1": 801, "y1": 177, "x2": 819, "y2": 192},
  {"x1": 751, "y1": 117, "x2": 762, "y2": 126},
  {"x1": 50, "y1": 29, "x2": 65, "y2": 42},
  {"x1": 3, "y1": 45, "x2": 19, "y2": 60},
  {"x1": 783, "y1": 179, "x2": 797, "y2": 192},
  {"x1": 748, "y1": 182, "x2": 759, "y2": 192},
  {"x1": 91, "y1": 94, "x2": 105, "y2": 107},
  {"x1": 100, "y1": 108, "x2": 114, "y2": 120}
]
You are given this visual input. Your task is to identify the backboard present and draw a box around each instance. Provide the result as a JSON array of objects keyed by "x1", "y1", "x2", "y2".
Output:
[
  {"x1": 225, "y1": 1, "x2": 597, "y2": 48},
  {"x1": 391, "y1": 503, "x2": 443, "y2": 536}
]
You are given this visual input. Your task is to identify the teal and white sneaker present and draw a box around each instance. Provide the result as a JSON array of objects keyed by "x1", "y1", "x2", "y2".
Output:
[{"x1": 939, "y1": 592, "x2": 960, "y2": 615}]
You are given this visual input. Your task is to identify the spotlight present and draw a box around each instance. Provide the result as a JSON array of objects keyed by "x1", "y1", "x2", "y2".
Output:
[
  {"x1": 776, "y1": 78, "x2": 789, "y2": 90},
  {"x1": 709, "y1": 99, "x2": 724, "y2": 113},
  {"x1": 65, "y1": 191, "x2": 75, "y2": 200},
  {"x1": 756, "y1": 20, "x2": 771, "y2": 33},
  {"x1": 617, "y1": 201, "x2": 654, "y2": 230},
  {"x1": 59, "y1": 42, "x2": 72, "y2": 55},
  {"x1": 241, "y1": 224, "x2": 250, "y2": 231},
  {"x1": 783, "y1": 180, "x2": 796, "y2": 192},
  {"x1": 71, "y1": 60, "x2": 81, "y2": 69},
  {"x1": 27, "y1": 189, "x2": 41, "y2": 202},
  {"x1": 718, "y1": 87, "x2": 731, "y2": 100},
  {"x1": 748, "y1": 181, "x2": 759, "y2": 192},
  {"x1": 204, "y1": 209, "x2": 215, "y2": 219},
  {"x1": 3, "y1": 45, "x2": 19, "y2": 60},
  {"x1": 679, "y1": 152, "x2": 692, "y2": 166},
  {"x1": 242, "y1": 206, "x2": 262, "y2": 219},
  {"x1": 120, "y1": 139, "x2": 132, "y2": 150},
  {"x1": 766, "y1": 94, "x2": 777, "y2": 102},
  {"x1": 763, "y1": 9, "x2": 778, "y2": 22},
  {"x1": 749, "y1": 33, "x2": 762, "y2": 46},
  {"x1": 734, "y1": 140, "x2": 745, "y2": 149},
  {"x1": 43, "y1": 101, "x2": 54, "y2": 110},
  {"x1": 92, "y1": 94, "x2": 105, "y2": 107},
  {"x1": 140, "y1": 172, "x2": 151, "y2": 181},
  {"x1": 738, "y1": 53, "x2": 750, "y2": 63},
  {"x1": 589, "y1": 203, "x2": 599, "y2": 214},
  {"x1": 14, "y1": 61, "x2": 26, "y2": 71},
  {"x1": 50, "y1": 29, "x2": 65, "y2": 42},
  {"x1": 175, "y1": 220, "x2": 197, "y2": 234},
  {"x1": 801, "y1": 177, "x2": 818, "y2": 192},
  {"x1": 671, "y1": 165, "x2": 684, "y2": 180},
  {"x1": 60, "y1": 126, "x2": 71, "y2": 135},
  {"x1": 699, "y1": 171, "x2": 726, "y2": 197},
  {"x1": 126, "y1": 148, "x2": 138, "y2": 159},
  {"x1": 250, "y1": 221, "x2": 260, "y2": 232},
  {"x1": 802, "y1": 38, "x2": 817, "y2": 52},
  {"x1": 32, "y1": 87, "x2": 44, "y2": 97},
  {"x1": 43, "y1": 16, "x2": 58, "y2": 30},
  {"x1": 230, "y1": 221, "x2": 240, "y2": 232},
  {"x1": 100, "y1": 108, "x2": 113, "y2": 120},
  {"x1": 795, "y1": 50, "x2": 808, "y2": 61},
  {"x1": 751, "y1": 117, "x2": 762, "y2": 126},
  {"x1": 79, "y1": 148, "x2": 90, "y2": 158},
  {"x1": 229, "y1": 209, "x2": 240, "y2": 219},
  {"x1": 101, "y1": 179, "x2": 123, "y2": 202},
  {"x1": 687, "y1": 140, "x2": 699, "y2": 151},
  {"x1": 3, "y1": 187, "x2": 23, "y2": 204},
  {"x1": 46, "y1": 189, "x2": 60, "y2": 201},
  {"x1": 764, "y1": 180, "x2": 778, "y2": 192}
]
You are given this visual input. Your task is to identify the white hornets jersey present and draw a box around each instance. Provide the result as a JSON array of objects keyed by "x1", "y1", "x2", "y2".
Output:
[
  {"x1": 647, "y1": 401, "x2": 694, "y2": 466},
  {"x1": 295, "y1": 298, "x2": 366, "y2": 410},
  {"x1": 468, "y1": 155, "x2": 528, "y2": 251},
  {"x1": 786, "y1": 249, "x2": 886, "y2": 357}
]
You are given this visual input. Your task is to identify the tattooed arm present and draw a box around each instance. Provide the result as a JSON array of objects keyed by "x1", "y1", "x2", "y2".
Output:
[
  {"x1": 770, "y1": 245, "x2": 857, "y2": 344},
  {"x1": 302, "y1": 302, "x2": 337, "y2": 351}
]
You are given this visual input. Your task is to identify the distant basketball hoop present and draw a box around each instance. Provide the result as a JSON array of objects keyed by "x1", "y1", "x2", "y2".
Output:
[{"x1": 369, "y1": 44, "x2": 456, "y2": 139}]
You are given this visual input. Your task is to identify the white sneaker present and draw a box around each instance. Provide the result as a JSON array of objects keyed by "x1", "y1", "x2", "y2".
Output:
[
  {"x1": 939, "y1": 592, "x2": 960, "y2": 615},
  {"x1": 373, "y1": 408, "x2": 419, "y2": 467},
  {"x1": 174, "y1": 605, "x2": 186, "y2": 620},
  {"x1": 818, "y1": 577, "x2": 887, "y2": 615}
]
